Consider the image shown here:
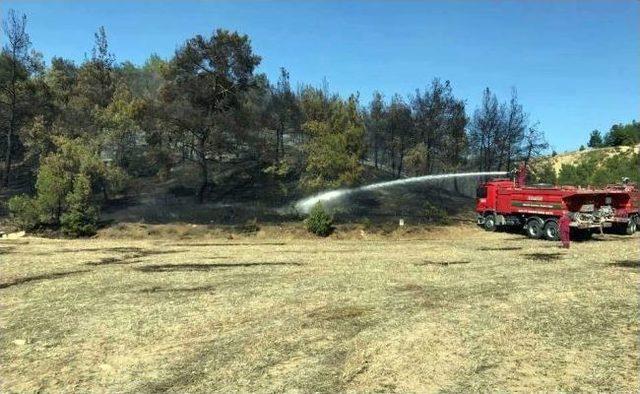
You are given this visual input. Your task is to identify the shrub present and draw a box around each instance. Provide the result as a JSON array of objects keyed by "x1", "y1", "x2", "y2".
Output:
[
  {"x1": 424, "y1": 201, "x2": 448, "y2": 223},
  {"x1": 60, "y1": 174, "x2": 98, "y2": 237},
  {"x1": 238, "y1": 218, "x2": 260, "y2": 234},
  {"x1": 7, "y1": 195, "x2": 41, "y2": 231},
  {"x1": 60, "y1": 208, "x2": 98, "y2": 237},
  {"x1": 305, "y1": 202, "x2": 333, "y2": 237},
  {"x1": 361, "y1": 217, "x2": 373, "y2": 231}
]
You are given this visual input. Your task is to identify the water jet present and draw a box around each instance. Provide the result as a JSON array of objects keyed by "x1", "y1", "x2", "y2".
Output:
[{"x1": 295, "y1": 171, "x2": 508, "y2": 213}]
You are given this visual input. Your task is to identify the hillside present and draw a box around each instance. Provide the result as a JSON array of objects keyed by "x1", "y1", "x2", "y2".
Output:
[
  {"x1": 546, "y1": 144, "x2": 640, "y2": 174},
  {"x1": 530, "y1": 144, "x2": 639, "y2": 186}
]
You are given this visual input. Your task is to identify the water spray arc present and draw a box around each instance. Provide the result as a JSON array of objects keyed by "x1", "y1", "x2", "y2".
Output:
[{"x1": 295, "y1": 171, "x2": 508, "y2": 213}]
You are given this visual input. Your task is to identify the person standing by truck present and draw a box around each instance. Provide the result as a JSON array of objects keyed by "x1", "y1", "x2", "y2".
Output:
[{"x1": 559, "y1": 212, "x2": 571, "y2": 248}]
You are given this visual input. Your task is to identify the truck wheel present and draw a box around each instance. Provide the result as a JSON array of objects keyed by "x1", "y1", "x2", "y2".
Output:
[
  {"x1": 526, "y1": 218, "x2": 544, "y2": 239},
  {"x1": 543, "y1": 220, "x2": 560, "y2": 241},
  {"x1": 483, "y1": 214, "x2": 497, "y2": 232},
  {"x1": 626, "y1": 218, "x2": 637, "y2": 235}
]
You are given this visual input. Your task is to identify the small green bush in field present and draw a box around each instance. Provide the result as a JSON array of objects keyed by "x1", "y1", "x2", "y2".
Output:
[
  {"x1": 305, "y1": 202, "x2": 333, "y2": 237},
  {"x1": 60, "y1": 208, "x2": 98, "y2": 237},
  {"x1": 60, "y1": 174, "x2": 98, "y2": 237},
  {"x1": 7, "y1": 195, "x2": 41, "y2": 231}
]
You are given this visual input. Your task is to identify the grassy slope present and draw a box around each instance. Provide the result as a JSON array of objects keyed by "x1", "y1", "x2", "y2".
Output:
[
  {"x1": 542, "y1": 144, "x2": 640, "y2": 174},
  {"x1": 1, "y1": 227, "x2": 638, "y2": 392}
]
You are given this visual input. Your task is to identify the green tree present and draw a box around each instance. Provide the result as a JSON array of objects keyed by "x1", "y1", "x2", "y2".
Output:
[
  {"x1": 95, "y1": 81, "x2": 145, "y2": 172},
  {"x1": 588, "y1": 129, "x2": 603, "y2": 148},
  {"x1": 387, "y1": 95, "x2": 413, "y2": 176},
  {"x1": 404, "y1": 143, "x2": 429, "y2": 176},
  {"x1": 305, "y1": 202, "x2": 333, "y2": 236},
  {"x1": 60, "y1": 174, "x2": 98, "y2": 236},
  {"x1": 365, "y1": 91, "x2": 387, "y2": 169},
  {"x1": 66, "y1": 26, "x2": 116, "y2": 139},
  {"x1": 411, "y1": 79, "x2": 467, "y2": 173},
  {"x1": 77, "y1": 26, "x2": 115, "y2": 108},
  {"x1": 160, "y1": 29, "x2": 261, "y2": 202},
  {"x1": 530, "y1": 161, "x2": 557, "y2": 184},
  {"x1": 8, "y1": 137, "x2": 124, "y2": 233},
  {"x1": 301, "y1": 94, "x2": 365, "y2": 191},
  {"x1": 603, "y1": 121, "x2": 640, "y2": 146},
  {"x1": 1, "y1": 10, "x2": 35, "y2": 186},
  {"x1": 267, "y1": 67, "x2": 301, "y2": 164}
]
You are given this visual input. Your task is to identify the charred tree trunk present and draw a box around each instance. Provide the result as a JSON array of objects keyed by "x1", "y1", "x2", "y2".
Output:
[
  {"x1": 3, "y1": 51, "x2": 18, "y2": 187},
  {"x1": 196, "y1": 134, "x2": 209, "y2": 204}
]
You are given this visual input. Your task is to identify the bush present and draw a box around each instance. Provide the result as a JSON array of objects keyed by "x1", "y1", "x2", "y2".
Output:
[
  {"x1": 7, "y1": 151, "x2": 104, "y2": 237},
  {"x1": 60, "y1": 208, "x2": 98, "y2": 237},
  {"x1": 305, "y1": 202, "x2": 333, "y2": 237},
  {"x1": 361, "y1": 217, "x2": 373, "y2": 231},
  {"x1": 60, "y1": 174, "x2": 98, "y2": 237},
  {"x1": 237, "y1": 218, "x2": 260, "y2": 234},
  {"x1": 424, "y1": 201, "x2": 448, "y2": 223},
  {"x1": 7, "y1": 195, "x2": 41, "y2": 231}
]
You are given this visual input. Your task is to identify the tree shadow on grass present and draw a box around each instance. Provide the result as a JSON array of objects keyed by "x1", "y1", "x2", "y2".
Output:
[
  {"x1": 0, "y1": 246, "x2": 15, "y2": 254},
  {"x1": 59, "y1": 246, "x2": 149, "y2": 253},
  {"x1": 414, "y1": 260, "x2": 470, "y2": 267},
  {"x1": 173, "y1": 242, "x2": 286, "y2": 247},
  {"x1": 522, "y1": 252, "x2": 564, "y2": 262},
  {"x1": 611, "y1": 260, "x2": 640, "y2": 269},
  {"x1": 275, "y1": 249, "x2": 362, "y2": 254},
  {"x1": 478, "y1": 246, "x2": 522, "y2": 251},
  {"x1": 85, "y1": 257, "x2": 142, "y2": 266},
  {"x1": 134, "y1": 262, "x2": 303, "y2": 272},
  {"x1": 0, "y1": 269, "x2": 89, "y2": 289},
  {"x1": 85, "y1": 250, "x2": 182, "y2": 266},
  {"x1": 136, "y1": 285, "x2": 217, "y2": 293}
]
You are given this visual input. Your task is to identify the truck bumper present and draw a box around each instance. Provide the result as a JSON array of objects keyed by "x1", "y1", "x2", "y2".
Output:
[{"x1": 570, "y1": 222, "x2": 612, "y2": 229}]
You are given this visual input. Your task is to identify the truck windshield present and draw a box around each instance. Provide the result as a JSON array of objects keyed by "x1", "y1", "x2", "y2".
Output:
[{"x1": 476, "y1": 186, "x2": 487, "y2": 198}]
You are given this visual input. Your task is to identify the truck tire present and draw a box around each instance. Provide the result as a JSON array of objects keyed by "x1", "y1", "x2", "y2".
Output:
[
  {"x1": 543, "y1": 220, "x2": 560, "y2": 241},
  {"x1": 483, "y1": 214, "x2": 497, "y2": 232},
  {"x1": 526, "y1": 218, "x2": 544, "y2": 239},
  {"x1": 626, "y1": 218, "x2": 637, "y2": 235}
]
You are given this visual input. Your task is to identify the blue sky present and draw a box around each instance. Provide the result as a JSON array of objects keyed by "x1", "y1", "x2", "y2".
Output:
[{"x1": 2, "y1": 0, "x2": 638, "y2": 152}]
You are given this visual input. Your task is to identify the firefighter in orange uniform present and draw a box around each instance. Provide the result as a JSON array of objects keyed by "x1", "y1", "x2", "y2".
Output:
[{"x1": 559, "y1": 212, "x2": 571, "y2": 248}]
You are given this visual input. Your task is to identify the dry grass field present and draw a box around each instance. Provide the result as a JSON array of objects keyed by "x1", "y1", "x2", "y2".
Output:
[{"x1": 1, "y1": 225, "x2": 638, "y2": 392}]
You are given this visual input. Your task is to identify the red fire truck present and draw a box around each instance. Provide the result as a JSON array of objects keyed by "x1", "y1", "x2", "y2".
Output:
[{"x1": 476, "y1": 172, "x2": 640, "y2": 240}]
